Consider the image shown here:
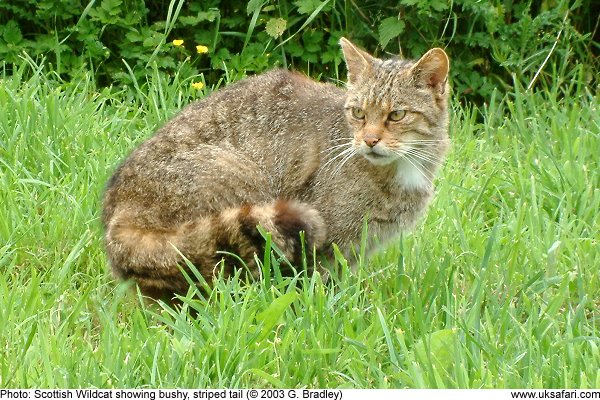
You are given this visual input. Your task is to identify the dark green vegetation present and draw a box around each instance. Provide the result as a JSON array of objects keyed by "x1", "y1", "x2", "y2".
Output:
[
  {"x1": 0, "y1": 0, "x2": 599, "y2": 389},
  {"x1": 0, "y1": 0, "x2": 596, "y2": 102}
]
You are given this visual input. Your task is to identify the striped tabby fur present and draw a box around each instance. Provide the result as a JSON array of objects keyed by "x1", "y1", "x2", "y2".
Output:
[{"x1": 102, "y1": 38, "x2": 450, "y2": 301}]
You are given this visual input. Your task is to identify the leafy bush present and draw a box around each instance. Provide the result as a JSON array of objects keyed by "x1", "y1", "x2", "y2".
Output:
[{"x1": 0, "y1": 0, "x2": 596, "y2": 103}]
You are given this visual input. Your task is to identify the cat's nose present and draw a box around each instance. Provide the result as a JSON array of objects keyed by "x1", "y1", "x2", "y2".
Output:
[{"x1": 363, "y1": 134, "x2": 380, "y2": 147}]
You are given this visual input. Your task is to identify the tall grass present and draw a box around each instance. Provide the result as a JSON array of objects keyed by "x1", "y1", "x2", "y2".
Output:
[{"x1": 0, "y1": 59, "x2": 598, "y2": 388}]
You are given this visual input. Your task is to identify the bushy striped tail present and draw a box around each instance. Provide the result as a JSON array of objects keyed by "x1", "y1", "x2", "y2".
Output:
[{"x1": 104, "y1": 200, "x2": 326, "y2": 301}]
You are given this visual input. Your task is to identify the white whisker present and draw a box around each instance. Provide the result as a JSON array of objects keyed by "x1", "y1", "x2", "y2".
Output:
[
  {"x1": 393, "y1": 150, "x2": 434, "y2": 188},
  {"x1": 321, "y1": 146, "x2": 355, "y2": 171},
  {"x1": 410, "y1": 155, "x2": 444, "y2": 167},
  {"x1": 406, "y1": 154, "x2": 444, "y2": 170},
  {"x1": 404, "y1": 145, "x2": 441, "y2": 154},
  {"x1": 320, "y1": 142, "x2": 352, "y2": 155},
  {"x1": 400, "y1": 140, "x2": 449, "y2": 145},
  {"x1": 401, "y1": 138, "x2": 449, "y2": 143},
  {"x1": 403, "y1": 148, "x2": 445, "y2": 167},
  {"x1": 402, "y1": 138, "x2": 449, "y2": 141},
  {"x1": 403, "y1": 156, "x2": 434, "y2": 187},
  {"x1": 332, "y1": 150, "x2": 357, "y2": 177},
  {"x1": 402, "y1": 144, "x2": 445, "y2": 159}
]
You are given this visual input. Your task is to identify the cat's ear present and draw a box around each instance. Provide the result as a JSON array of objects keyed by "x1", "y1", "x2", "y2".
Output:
[
  {"x1": 411, "y1": 48, "x2": 449, "y2": 93},
  {"x1": 340, "y1": 37, "x2": 375, "y2": 84}
]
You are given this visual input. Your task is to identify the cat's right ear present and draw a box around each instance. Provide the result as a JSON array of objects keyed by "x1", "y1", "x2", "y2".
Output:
[
  {"x1": 340, "y1": 38, "x2": 375, "y2": 84},
  {"x1": 410, "y1": 48, "x2": 450, "y2": 94}
]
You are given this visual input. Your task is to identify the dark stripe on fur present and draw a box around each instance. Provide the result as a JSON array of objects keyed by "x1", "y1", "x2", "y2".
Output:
[
  {"x1": 273, "y1": 200, "x2": 309, "y2": 269},
  {"x1": 237, "y1": 204, "x2": 267, "y2": 256}
]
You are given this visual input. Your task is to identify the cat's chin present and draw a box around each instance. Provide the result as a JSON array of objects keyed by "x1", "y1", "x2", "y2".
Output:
[
  {"x1": 361, "y1": 151, "x2": 398, "y2": 166},
  {"x1": 358, "y1": 146, "x2": 399, "y2": 166}
]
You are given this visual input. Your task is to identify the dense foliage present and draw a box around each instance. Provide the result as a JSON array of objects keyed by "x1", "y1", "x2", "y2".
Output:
[{"x1": 0, "y1": 0, "x2": 597, "y2": 103}]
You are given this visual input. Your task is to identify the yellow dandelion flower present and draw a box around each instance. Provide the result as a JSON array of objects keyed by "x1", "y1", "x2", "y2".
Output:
[
  {"x1": 191, "y1": 81, "x2": 204, "y2": 90},
  {"x1": 196, "y1": 45, "x2": 209, "y2": 54},
  {"x1": 172, "y1": 39, "x2": 184, "y2": 46}
]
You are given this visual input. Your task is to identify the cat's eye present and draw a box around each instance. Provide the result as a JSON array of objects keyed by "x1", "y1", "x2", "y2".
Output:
[
  {"x1": 388, "y1": 110, "x2": 407, "y2": 122},
  {"x1": 351, "y1": 107, "x2": 365, "y2": 120}
]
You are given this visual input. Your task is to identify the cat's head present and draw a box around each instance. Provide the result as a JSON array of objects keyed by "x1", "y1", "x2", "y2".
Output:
[{"x1": 340, "y1": 38, "x2": 450, "y2": 171}]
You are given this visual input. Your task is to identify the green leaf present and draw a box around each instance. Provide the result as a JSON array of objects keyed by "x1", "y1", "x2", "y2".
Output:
[
  {"x1": 378, "y1": 17, "x2": 405, "y2": 48},
  {"x1": 376, "y1": 308, "x2": 399, "y2": 366},
  {"x1": 413, "y1": 328, "x2": 459, "y2": 373},
  {"x1": 142, "y1": 32, "x2": 166, "y2": 48},
  {"x1": 101, "y1": 0, "x2": 123, "y2": 16},
  {"x1": 255, "y1": 292, "x2": 297, "y2": 340},
  {"x1": 431, "y1": 0, "x2": 449, "y2": 12},
  {"x1": 246, "y1": 0, "x2": 266, "y2": 15},
  {"x1": 178, "y1": 15, "x2": 201, "y2": 26},
  {"x1": 275, "y1": 0, "x2": 331, "y2": 49},
  {"x1": 198, "y1": 10, "x2": 219, "y2": 22},
  {"x1": 303, "y1": 31, "x2": 323, "y2": 52},
  {"x1": 125, "y1": 29, "x2": 144, "y2": 43},
  {"x1": 3, "y1": 20, "x2": 23, "y2": 45},
  {"x1": 246, "y1": 369, "x2": 286, "y2": 387},
  {"x1": 265, "y1": 18, "x2": 287, "y2": 39},
  {"x1": 294, "y1": 0, "x2": 325, "y2": 14}
]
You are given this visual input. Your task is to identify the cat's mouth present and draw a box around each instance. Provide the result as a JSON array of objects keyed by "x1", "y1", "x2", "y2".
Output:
[
  {"x1": 365, "y1": 151, "x2": 386, "y2": 159},
  {"x1": 361, "y1": 147, "x2": 397, "y2": 165}
]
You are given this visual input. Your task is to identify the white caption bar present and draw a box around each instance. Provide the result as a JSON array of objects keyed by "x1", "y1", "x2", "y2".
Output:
[{"x1": 1, "y1": 389, "x2": 600, "y2": 400}]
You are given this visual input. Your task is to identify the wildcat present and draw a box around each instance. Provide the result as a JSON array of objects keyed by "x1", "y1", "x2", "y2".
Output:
[{"x1": 102, "y1": 38, "x2": 450, "y2": 301}]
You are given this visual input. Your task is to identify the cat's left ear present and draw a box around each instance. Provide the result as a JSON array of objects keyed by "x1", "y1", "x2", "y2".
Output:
[
  {"x1": 411, "y1": 48, "x2": 449, "y2": 94},
  {"x1": 340, "y1": 37, "x2": 376, "y2": 84}
]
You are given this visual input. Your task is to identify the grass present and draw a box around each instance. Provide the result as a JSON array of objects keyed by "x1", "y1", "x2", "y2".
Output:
[{"x1": 0, "y1": 59, "x2": 598, "y2": 388}]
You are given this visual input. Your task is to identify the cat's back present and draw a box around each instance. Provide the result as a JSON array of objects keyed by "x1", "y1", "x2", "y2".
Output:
[
  {"x1": 103, "y1": 69, "x2": 347, "y2": 225},
  {"x1": 205, "y1": 68, "x2": 345, "y2": 110},
  {"x1": 159, "y1": 69, "x2": 346, "y2": 144}
]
